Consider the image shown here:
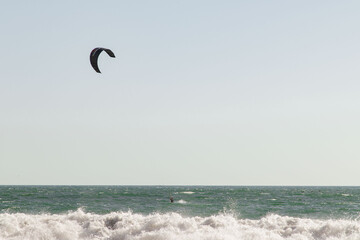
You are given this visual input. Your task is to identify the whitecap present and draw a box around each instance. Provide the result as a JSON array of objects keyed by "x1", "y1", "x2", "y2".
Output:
[{"x1": 181, "y1": 191, "x2": 195, "y2": 194}]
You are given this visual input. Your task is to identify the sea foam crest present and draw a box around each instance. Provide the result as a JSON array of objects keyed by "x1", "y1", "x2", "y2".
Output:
[{"x1": 0, "y1": 209, "x2": 360, "y2": 240}]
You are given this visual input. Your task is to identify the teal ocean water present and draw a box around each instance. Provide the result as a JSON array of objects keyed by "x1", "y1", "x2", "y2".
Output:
[{"x1": 1, "y1": 186, "x2": 360, "y2": 239}]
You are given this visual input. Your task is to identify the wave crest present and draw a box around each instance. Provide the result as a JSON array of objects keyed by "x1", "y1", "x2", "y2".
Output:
[{"x1": 1, "y1": 209, "x2": 360, "y2": 240}]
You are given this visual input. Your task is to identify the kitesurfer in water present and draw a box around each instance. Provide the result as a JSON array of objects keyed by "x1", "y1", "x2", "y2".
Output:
[{"x1": 170, "y1": 197, "x2": 174, "y2": 203}]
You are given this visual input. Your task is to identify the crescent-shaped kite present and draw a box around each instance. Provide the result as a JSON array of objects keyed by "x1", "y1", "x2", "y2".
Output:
[{"x1": 90, "y1": 47, "x2": 116, "y2": 73}]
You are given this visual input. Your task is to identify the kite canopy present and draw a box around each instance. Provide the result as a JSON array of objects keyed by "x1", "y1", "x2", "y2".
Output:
[{"x1": 90, "y1": 47, "x2": 115, "y2": 73}]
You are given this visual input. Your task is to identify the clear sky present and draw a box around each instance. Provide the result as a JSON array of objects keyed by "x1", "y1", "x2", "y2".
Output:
[{"x1": 1, "y1": 1, "x2": 359, "y2": 185}]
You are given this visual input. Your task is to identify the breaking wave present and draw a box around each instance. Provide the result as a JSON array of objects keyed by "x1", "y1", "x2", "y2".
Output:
[{"x1": 1, "y1": 209, "x2": 360, "y2": 240}]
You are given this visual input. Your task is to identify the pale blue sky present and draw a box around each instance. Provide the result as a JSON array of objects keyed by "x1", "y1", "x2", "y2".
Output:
[{"x1": 1, "y1": 1, "x2": 359, "y2": 185}]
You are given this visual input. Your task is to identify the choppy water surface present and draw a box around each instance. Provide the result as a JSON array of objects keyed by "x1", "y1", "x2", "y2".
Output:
[{"x1": 1, "y1": 186, "x2": 360, "y2": 239}]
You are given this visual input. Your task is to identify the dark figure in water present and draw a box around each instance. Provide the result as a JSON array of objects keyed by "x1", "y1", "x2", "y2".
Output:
[{"x1": 170, "y1": 197, "x2": 174, "y2": 203}]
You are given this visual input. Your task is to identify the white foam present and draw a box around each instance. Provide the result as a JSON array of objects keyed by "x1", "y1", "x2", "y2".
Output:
[
  {"x1": 181, "y1": 191, "x2": 195, "y2": 194},
  {"x1": 0, "y1": 209, "x2": 359, "y2": 240}
]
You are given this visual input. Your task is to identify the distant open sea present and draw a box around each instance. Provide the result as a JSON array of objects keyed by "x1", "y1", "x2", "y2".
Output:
[{"x1": 0, "y1": 186, "x2": 360, "y2": 239}]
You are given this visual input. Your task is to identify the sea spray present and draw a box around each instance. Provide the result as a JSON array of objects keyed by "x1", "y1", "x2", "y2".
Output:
[{"x1": 1, "y1": 209, "x2": 360, "y2": 240}]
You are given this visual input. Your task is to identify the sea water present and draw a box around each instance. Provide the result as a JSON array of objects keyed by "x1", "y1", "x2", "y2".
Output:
[{"x1": 0, "y1": 186, "x2": 360, "y2": 239}]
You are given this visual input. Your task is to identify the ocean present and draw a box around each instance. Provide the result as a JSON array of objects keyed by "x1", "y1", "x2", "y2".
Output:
[{"x1": 0, "y1": 186, "x2": 359, "y2": 240}]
